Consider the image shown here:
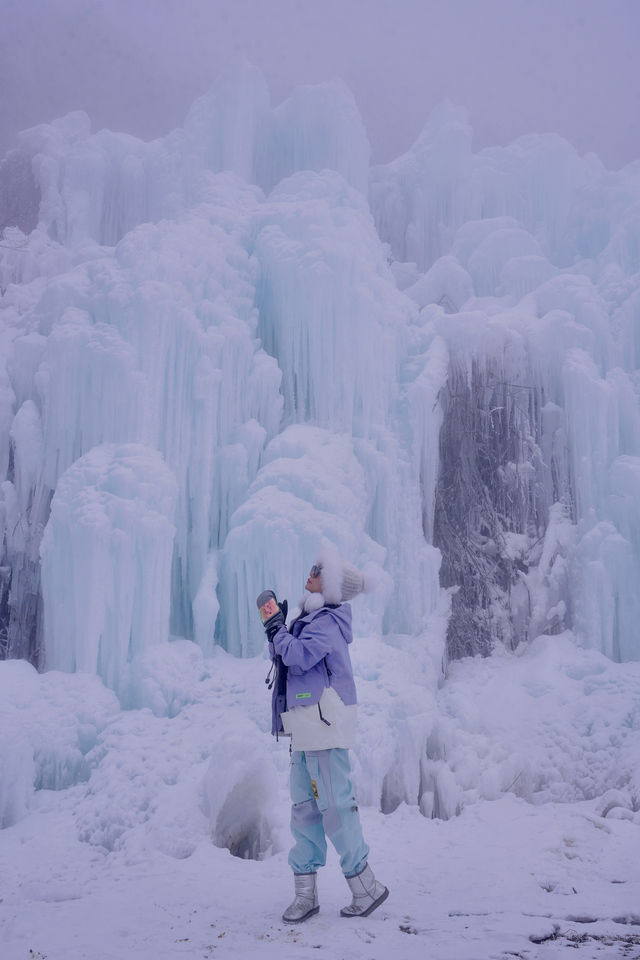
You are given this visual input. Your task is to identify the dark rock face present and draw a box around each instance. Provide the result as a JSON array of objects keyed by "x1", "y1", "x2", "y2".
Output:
[
  {"x1": 0, "y1": 150, "x2": 42, "y2": 664},
  {"x1": 0, "y1": 150, "x2": 40, "y2": 235},
  {"x1": 434, "y1": 359, "x2": 573, "y2": 661}
]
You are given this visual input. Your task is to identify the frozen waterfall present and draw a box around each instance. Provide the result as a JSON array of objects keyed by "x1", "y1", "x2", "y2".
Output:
[{"x1": 1, "y1": 62, "x2": 640, "y2": 702}]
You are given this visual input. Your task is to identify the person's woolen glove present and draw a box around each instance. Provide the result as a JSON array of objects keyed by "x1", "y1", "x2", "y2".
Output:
[
  {"x1": 263, "y1": 599, "x2": 288, "y2": 641},
  {"x1": 256, "y1": 590, "x2": 288, "y2": 642}
]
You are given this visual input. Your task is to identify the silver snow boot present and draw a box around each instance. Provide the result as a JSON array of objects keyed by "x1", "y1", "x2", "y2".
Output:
[
  {"x1": 282, "y1": 872, "x2": 319, "y2": 924},
  {"x1": 340, "y1": 863, "x2": 389, "y2": 918}
]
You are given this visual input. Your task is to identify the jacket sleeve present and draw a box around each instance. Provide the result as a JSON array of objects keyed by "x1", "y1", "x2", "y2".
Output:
[{"x1": 271, "y1": 612, "x2": 334, "y2": 671}]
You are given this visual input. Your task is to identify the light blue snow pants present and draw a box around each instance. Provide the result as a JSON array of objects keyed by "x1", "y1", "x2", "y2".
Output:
[{"x1": 288, "y1": 748, "x2": 369, "y2": 878}]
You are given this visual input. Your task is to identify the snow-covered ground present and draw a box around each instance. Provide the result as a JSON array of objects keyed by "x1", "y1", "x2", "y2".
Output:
[
  {"x1": 2, "y1": 632, "x2": 639, "y2": 960},
  {"x1": 3, "y1": 791, "x2": 639, "y2": 960}
]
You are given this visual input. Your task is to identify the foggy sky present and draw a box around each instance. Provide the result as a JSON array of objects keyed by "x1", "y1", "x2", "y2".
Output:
[{"x1": 2, "y1": 0, "x2": 639, "y2": 170}]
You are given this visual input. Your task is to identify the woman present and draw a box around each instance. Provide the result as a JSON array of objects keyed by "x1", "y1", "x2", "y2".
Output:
[{"x1": 258, "y1": 555, "x2": 388, "y2": 924}]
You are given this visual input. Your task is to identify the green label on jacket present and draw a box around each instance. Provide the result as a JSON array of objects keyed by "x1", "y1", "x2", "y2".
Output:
[{"x1": 295, "y1": 692, "x2": 312, "y2": 699}]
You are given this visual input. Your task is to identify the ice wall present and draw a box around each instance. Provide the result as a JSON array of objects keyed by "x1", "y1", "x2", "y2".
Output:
[
  {"x1": 369, "y1": 101, "x2": 611, "y2": 273},
  {"x1": 2, "y1": 64, "x2": 640, "y2": 705},
  {"x1": 0, "y1": 70, "x2": 443, "y2": 682},
  {"x1": 372, "y1": 104, "x2": 640, "y2": 662},
  {"x1": 5, "y1": 63, "x2": 369, "y2": 251},
  {"x1": 0, "y1": 172, "x2": 286, "y2": 662},
  {"x1": 217, "y1": 168, "x2": 442, "y2": 650}
]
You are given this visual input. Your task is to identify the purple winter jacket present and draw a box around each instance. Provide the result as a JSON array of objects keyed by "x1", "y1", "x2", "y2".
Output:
[{"x1": 271, "y1": 603, "x2": 357, "y2": 719}]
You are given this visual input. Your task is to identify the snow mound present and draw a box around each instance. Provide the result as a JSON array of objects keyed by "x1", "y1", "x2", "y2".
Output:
[
  {"x1": 426, "y1": 634, "x2": 640, "y2": 818},
  {"x1": 0, "y1": 659, "x2": 118, "y2": 828}
]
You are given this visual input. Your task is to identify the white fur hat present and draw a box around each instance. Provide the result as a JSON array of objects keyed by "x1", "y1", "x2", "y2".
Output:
[
  {"x1": 339, "y1": 562, "x2": 366, "y2": 601},
  {"x1": 315, "y1": 549, "x2": 369, "y2": 604}
]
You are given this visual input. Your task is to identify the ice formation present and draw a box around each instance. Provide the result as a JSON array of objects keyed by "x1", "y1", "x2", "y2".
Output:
[
  {"x1": 1, "y1": 64, "x2": 640, "y2": 846},
  {"x1": 40, "y1": 443, "x2": 177, "y2": 700}
]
